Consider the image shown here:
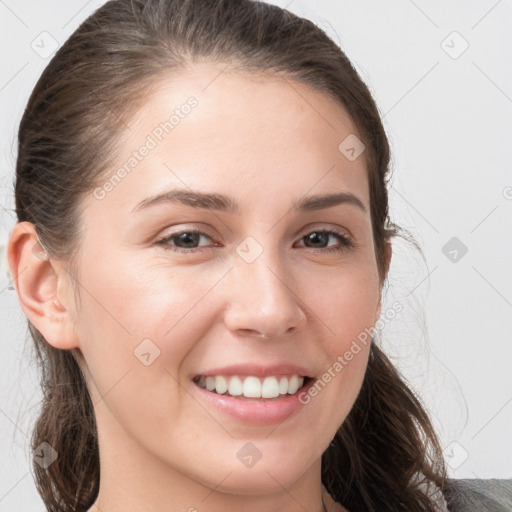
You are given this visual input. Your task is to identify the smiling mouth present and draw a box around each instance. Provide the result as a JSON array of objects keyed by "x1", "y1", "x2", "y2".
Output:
[{"x1": 192, "y1": 374, "x2": 312, "y2": 400}]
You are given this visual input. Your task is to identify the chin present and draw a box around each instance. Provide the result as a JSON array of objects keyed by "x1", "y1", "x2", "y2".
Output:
[
  {"x1": 207, "y1": 469, "x2": 308, "y2": 496},
  {"x1": 194, "y1": 451, "x2": 317, "y2": 496}
]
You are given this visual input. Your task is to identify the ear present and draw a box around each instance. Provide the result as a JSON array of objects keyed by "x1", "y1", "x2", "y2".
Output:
[
  {"x1": 7, "y1": 221, "x2": 80, "y2": 350},
  {"x1": 375, "y1": 240, "x2": 393, "y2": 320}
]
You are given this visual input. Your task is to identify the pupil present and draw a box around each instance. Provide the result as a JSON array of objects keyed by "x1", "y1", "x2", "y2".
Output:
[
  {"x1": 179, "y1": 232, "x2": 199, "y2": 247},
  {"x1": 308, "y1": 232, "x2": 327, "y2": 247}
]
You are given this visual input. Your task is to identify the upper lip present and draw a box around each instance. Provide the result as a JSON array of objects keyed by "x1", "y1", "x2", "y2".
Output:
[{"x1": 192, "y1": 363, "x2": 315, "y2": 379}]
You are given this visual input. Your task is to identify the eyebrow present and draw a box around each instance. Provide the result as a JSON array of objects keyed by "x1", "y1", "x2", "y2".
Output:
[{"x1": 131, "y1": 189, "x2": 367, "y2": 214}]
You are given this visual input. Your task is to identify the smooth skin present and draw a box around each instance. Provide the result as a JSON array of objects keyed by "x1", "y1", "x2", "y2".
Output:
[{"x1": 9, "y1": 63, "x2": 391, "y2": 512}]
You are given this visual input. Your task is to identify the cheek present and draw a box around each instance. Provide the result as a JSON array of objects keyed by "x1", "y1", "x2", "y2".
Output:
[
  {"x1": 77, "y1": 253, "x2": 201, "y2": 334},
  {"x1": 304, "y1": 265, "x2": 380, "y2": 350},
  {"x1": 74, "y1": 257, "x2": 223, "y2": 389},
  {"x1": 73, "y1": 262, "x2": 207, "y2": 444},
  {"x1": 289, "y1": 267, "x2": 378, "y2": 434}
]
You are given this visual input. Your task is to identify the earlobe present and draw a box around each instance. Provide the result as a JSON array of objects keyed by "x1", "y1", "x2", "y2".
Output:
[{"x1": 7, "y1": 221, "x2": 80, "y2": 350}]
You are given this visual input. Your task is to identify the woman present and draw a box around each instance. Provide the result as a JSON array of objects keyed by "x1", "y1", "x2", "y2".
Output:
[{"x1": 7, "y1": 0, "x2": 507, "y2": 510}]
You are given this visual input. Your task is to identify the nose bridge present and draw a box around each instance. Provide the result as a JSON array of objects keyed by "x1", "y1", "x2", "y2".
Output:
[{"x1": 223, "y1": 238, "x2": 306, "y2": 339}]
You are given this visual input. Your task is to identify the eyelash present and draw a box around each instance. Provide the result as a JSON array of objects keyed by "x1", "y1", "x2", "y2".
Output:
[{"x1": 155, "y1": 228, "x2": 355, "y2": 254}]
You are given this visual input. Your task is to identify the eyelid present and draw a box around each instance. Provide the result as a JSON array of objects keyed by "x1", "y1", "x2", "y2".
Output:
[
  {"x1": 297, "y1": 222, "x2": 352, "y2": 239},
  {"x1": 155, "y1": 224, "x2": 217, "y2": 242}
]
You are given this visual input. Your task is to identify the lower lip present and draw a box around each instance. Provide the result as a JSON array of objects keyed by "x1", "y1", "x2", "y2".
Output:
[{"x1": 191, "y1": 378, "x2": 315, "y2": 425}]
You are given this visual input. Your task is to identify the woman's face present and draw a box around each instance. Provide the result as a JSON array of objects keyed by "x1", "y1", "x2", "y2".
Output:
[{"x1": 65, "y1": 65, "x2": 386, "y2": 498}]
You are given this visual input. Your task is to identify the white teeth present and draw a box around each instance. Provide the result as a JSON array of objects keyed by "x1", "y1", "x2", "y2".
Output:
[
  {"x1": 196, "y1": 374, "x2": 306, "y2": 398},
  {"x1": 287, "y1": 375, "x2": 301, "y2": 394},
  {"x1": 228, "y1": 376, "x2": 243, "y2": 396},
  {"x1": 243, "y1": 376, "x2": 261, "y2": 398},
  {"x1": 205, "y1": 376, "x2": 216, "y2": 391},
  {"x1": 215, "y1": 376, "x2": 228, "y2": 395},
  {"x1": 278, "y1": 376, "x2": 288, "y2": 394},
  {"x1": 261, "y1": 376, "x2": 280, "y2": 398}
]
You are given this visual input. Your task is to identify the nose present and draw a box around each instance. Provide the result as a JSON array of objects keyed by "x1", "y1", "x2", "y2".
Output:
[{"x1": 222, "y1": 251, "x2": 307, "y2": 340}]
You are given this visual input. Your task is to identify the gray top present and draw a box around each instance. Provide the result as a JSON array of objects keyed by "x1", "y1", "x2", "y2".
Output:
[
  {"x1": 444, "y1": 479, "x2": 512, "y2": 512},
  {"x1": 321, "y1": 478, "x2": 512, "y2": 511}
]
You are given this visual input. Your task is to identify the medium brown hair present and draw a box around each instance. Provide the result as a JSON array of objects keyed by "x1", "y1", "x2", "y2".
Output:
[{"x1": 14, "y1": 0, "x2": 447, "y2": 510}]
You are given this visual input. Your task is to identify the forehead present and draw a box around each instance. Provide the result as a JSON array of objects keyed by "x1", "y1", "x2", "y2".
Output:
[{"x1": 92, "y1": 63, "x2": 370, "y2": 218}]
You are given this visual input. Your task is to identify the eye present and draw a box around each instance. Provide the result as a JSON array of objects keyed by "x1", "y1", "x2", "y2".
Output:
[
  {"x1": 155, "y1": 228, "x2": 355, "y2": 254},
  {"x1": 155, "y1": 229, "x2": 217, "y2": 254},
  {"x1": 294, "y1": 229, "x2": 354, "y2": 253}
]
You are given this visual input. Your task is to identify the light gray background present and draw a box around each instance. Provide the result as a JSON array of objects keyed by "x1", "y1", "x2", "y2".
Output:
[{"x1": 1, "y1": 0, "x2": 511, "y2": 509}]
